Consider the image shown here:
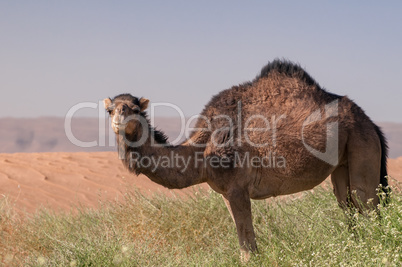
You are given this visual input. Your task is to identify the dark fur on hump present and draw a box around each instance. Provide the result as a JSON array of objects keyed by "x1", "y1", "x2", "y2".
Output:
[
  {"x1": 254, "y1": 59, "x2": 319, "y2": 87},
  {"x1": 112, "y1": 93, "x2": 169, "y2": 145},
  {"x1": 255, "y1": 59, "x2": 345, "y2": 101}
]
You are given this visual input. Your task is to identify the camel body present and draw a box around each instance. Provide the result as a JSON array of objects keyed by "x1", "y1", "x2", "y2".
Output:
[{"x1": 104, "y1": 60, "x2": 388, "y2": 261}]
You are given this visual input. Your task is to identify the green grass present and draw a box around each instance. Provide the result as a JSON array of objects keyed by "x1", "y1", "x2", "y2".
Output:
[{"x1": 1, "y1": 183, "x2": 401, "y2": 266}]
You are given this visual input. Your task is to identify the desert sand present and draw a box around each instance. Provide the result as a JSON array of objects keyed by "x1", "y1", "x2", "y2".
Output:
[
  {"x1": 0, "y1": 152, "x2": 401, "y2": 214},
  {"x1": 0, "y1": 152, "x2": 208, "y2": 214}
]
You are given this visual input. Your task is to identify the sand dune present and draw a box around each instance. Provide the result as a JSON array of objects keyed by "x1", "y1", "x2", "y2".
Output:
[
  {"x1": 0, "y1": 152, "x2": 208, "y2": 213},
  {"x1": 0, "y1": 152, "x2": 400, "y2": 214}
]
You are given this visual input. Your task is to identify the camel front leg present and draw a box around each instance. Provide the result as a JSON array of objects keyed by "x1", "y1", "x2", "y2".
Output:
[
  {"x1": 222, "y1": 195, "x2": 235, "y2": 223},
  {"x1": 225, "y1": 189, "x2": 258, "y2": 262}
]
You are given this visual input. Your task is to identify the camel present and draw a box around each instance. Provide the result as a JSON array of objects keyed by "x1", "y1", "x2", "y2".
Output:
[{"x1": 103, "y1": 59, "x2": 389, "y2": 261}]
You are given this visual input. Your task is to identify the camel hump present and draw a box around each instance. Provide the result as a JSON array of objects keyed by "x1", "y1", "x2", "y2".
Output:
[{"x1": 254, "y1": 59, "x2": 318, "y2": 87}]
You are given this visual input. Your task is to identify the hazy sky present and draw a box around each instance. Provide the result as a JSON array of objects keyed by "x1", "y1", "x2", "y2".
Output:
[{"x1": 1, "y1": 1, "x2": 401, "y2": 121}]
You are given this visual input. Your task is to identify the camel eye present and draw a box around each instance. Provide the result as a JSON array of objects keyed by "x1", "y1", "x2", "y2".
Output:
[
  {"x1": 128, "y1": 103, "x2": 138, "y2": 112},
  {"x1": 106, "y1": 104, "x2": 115, "y2": 115},
  {"x1": 128, "y1": 104, "x2": 140, "y2": 114}
]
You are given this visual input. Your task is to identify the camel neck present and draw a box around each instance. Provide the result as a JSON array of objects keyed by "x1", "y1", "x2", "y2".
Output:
[{"x1": 118, "y1": 133, "x2": 207, "y2": 189}]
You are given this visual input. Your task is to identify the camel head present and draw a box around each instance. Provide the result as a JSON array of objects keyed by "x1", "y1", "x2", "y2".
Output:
[{"x1": 103, "y1": 94, "x2": 149, "y2": 135}]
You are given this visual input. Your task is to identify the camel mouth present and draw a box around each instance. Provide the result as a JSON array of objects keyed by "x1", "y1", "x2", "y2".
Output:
[
  {"x1": 112, "y1": 121, "x2": 127, "y2": 128},
  {"x1": 112, "y1": 121, "x2": 125, "y2": 126},
  {"x1": 112, "y1": 118, "x2": 128, "y2": 132}
]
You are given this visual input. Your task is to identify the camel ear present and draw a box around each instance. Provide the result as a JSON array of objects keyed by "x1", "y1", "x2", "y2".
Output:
[
  {"x1": 139, "y1": 98, "x2": 149, "y2": 111},
  {"x1": 103, "y1": 98, "x2": 112, "y2": 110}
]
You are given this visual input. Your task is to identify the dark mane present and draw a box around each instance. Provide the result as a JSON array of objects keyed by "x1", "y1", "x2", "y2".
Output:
[
  {"x1": 150, "y1": 125, "x2": 169, "y2": 144},
  {"x1": 254, "y1": 59, "x2": 319, "y2": 88}
]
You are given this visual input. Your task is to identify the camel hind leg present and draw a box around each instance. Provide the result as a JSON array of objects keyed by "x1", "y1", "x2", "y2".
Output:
[
  {"x1": 347, "y1": 135, "x2": 381, "y2": 211},
  {"x1": 331, "y1": 164, "x2": 351, "y2": 208}
]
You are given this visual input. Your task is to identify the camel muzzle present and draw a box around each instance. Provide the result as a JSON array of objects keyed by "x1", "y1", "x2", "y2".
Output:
[{"x1": 112, "y1": 115, "x2": 128, "y2": 131}]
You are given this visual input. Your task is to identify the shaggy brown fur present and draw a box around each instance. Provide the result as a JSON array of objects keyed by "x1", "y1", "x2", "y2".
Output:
[{"x1": 104, "y1": 59, "x2": 388, "y2": 261}]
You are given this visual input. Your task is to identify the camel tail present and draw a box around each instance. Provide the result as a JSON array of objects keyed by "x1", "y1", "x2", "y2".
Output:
[{"x1": 374, "y1": 124, "x2": 390, "y2": 204}]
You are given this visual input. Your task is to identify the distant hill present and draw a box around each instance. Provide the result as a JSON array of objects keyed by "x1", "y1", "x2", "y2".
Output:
[
  {"x1": 0, "y1": 117, "x2": 401, "y2": 158},
  {"x1": 0, "y1": 117, "x2": 186, "y2": 154}
]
